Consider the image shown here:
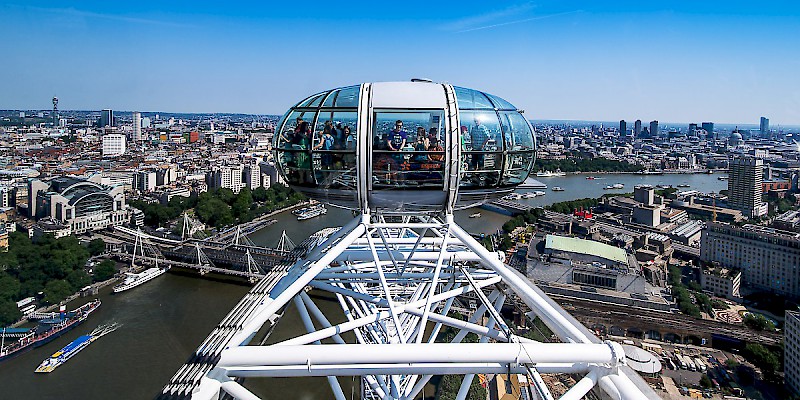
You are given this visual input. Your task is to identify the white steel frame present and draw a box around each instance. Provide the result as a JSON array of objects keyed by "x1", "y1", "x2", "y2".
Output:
[{"x1": 174, "y1": 213, "x2": 655, "y2": 400}]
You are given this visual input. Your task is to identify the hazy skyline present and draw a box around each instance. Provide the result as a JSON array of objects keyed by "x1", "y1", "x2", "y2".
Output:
[{"x1": 1, "y1": 1, "x2": 799, "y2": 125}]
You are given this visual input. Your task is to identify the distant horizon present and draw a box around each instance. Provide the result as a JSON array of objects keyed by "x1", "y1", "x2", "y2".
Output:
[{"x1": 4, "y1": 109, "x2": 799, "y2": 130}]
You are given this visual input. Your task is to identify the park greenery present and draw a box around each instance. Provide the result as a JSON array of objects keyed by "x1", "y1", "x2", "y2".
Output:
[
  {"x1": 766, "y1": 194, "x2": 798, "y2": 217},
  {"x1": 493, "y1": 209, "x2": 543, "y2": 251},
  {"x1": 0, "y1": 232, "x2": 110, "y2": 325},
  {"x1": 743, "y1": 313, "x2": 777, "y2": 332},
  {"x1": 743, "y1": 343, "x2": 781, "y2": 379},
  {"x1": 668, "y1": 265, "x2": 702, "y2": 318},
  {"x1": 546, "y1": 197, "x2": 599, "y2": 215},
  {"x1": 535, "y1": 158, "x2": 644, "y2": 173},
  {"x1": 129, "y1": 184, "x2": 305, "y2": 230}
]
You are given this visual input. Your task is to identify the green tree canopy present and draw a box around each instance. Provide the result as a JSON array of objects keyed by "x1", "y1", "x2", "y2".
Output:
[
  {"x1": 43, "y1": 280, "x2": 73, "y2": 304},
  {"x1": 93, "y1": 260, "x2": 116, "y2": 282},
  {"x1": 0, "y1": 299, "x2": 22, "y2": 326},
  {"x1": 87, "y1": 238, "x2": 107, "y2": 256}
]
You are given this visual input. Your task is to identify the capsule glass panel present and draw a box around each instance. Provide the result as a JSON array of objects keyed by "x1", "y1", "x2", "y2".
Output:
[
  {"x1": 459, "y1": 110, "x2": 502, "y2": 188},
  {"x1": 454, "y1": 87, "x2": 494, "y2": 109},
  {"x1": 312, "y1": 111, "x2": 358, "y2": 189},
  {"x1": 371, "y1": 111, "x2": 445, "y2": 190}
]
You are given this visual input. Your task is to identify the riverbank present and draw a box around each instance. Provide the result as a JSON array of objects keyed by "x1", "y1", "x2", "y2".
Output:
[
  {"x1": 562, "y1": 169, "x2": 725, "y2": 175},
  {"x1": 9, "y1": 276, "x2": 119, "y2": 328}
]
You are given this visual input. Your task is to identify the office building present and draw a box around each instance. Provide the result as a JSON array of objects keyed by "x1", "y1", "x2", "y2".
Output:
[
  {"x1": 634, "y1": 119, "x2": 642, "y2": 137},
  {"x1": 688, "y1": 123, "x2": 698, "y2": 135},
  {"x1": 728, "y1": 156, "x2": 768, "y2": 218},
  {"x1": 27, "y1": 175, "x2": 129, "y2": 234},
  {"x1": 702, "y1": 122, "x2": 714, "y2": 139},
  {"x1": 134, "y1": 171, "x2": 157, "y2": 192},
  {"x1": 102, "y1": 134, "x2": 126, "y2": 157},
  {"x1": 786, "y1": 310, "x2": 800, "y2": 395},
  {"x1": 700, "y1": 267, "x2": 741, "y2": 299},
  {"x1": 619, "y1": 120, "x2": 627, "y2": 134},
  {"x1": 700, "y1": 223, "x2": 800, "y2": 297},
  {"x1": 209, "y1": 165, "x2": 245, "y2": 194},
  {"x1": 100, "y1": 109, "x2": 114, "y2": 128},
  {"x1": 649, "y1": 121, "x2": 659, "y2": 138},
  {"x1": 760, "y1": 117, "x2": 769, "y2": 137},
  {"x1": 133, "y1": 111, "x2": 142, "y2": 142}
]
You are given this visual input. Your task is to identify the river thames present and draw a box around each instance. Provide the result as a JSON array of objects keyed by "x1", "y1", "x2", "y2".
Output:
[{"x1": 0, "y1": 172, "x2": 728, "y2": 399}]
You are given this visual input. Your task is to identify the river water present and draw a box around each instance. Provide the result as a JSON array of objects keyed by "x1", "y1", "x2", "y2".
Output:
[{"x1": 0, "y1": 173, "x2": 727, "y2": 399}]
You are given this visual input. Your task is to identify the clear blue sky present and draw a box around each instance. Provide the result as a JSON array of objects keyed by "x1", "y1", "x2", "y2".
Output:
[{"x1": 1, "y1": 1, "x2": 799, "y2": 125}]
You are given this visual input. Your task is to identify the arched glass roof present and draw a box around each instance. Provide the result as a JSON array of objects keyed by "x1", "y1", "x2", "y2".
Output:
[{"x1": 453, "y1": 86, "x2": 517, "y2": 111}]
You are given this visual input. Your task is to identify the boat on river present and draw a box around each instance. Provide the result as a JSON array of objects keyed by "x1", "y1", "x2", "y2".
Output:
[
  {"x1": 35, "y1": 322, "x2": 119, "y2": 373},
  {"x1": 113, "y1": 267, "x2": 169, "y2": 293},
  {"x1": 0, "y1": 300, "x2": 101, "y2": 363},
  {"x1": 536, "y1": 169, "x2": 566, "y2": 177},
  {"x1": 297, "y1": 204, "x2": 327, "y2": 221},
  {"x1": 469, "y1": 212, "x2": 481, "y2": 218}
]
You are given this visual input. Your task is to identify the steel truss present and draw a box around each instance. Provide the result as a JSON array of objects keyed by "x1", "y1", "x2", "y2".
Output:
[{"x1": 167, "y1": 213, "x2": 656, "y2": 400}]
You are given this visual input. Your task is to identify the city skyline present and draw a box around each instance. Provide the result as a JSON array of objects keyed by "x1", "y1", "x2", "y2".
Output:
[{"x1": 1, "y1": 1, "x2": 799, "y2": 124}]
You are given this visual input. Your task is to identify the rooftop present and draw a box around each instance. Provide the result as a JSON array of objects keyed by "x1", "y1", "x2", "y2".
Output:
[{"x1": 545, "y1": 234, "x2": 629, "y2": 265}]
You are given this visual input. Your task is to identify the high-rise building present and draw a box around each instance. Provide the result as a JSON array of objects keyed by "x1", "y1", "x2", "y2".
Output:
[
  {"x1": 701, "y1": 122, "x2": 714, "y2": 139},
  {"x1": 133, "y1": 112, "x2": 142, "y2": 142},
  {"x1": 102, "y1": 134, "x2": 126, "y2": 157},
  {"x1": 142, "y1": 117, "x2": 151, "y2": 129},
  {"x1": 100, "y1": 109, "x2": 114, "y2": 128},
  {"x1": 209, "y1": 165, "x2": 246, "y2": 194},
  {"x1": 786, "y1": 310, "x2": 800, "y2": 395},
  {"x1": 634, "y1": 120, "x2": 642, "y2": 137},
  {"x1": 619, "y1": 120, "x2": 627, "y2": 134},
  {"x1": 760, "y1": 117, "x2": 769, "y2": 137},
  {"x1": 649, "y1": 120, "x2": 659, "y2": 138},
  {"x1": 728, "y1": 156, "x2": 768, "y2": 218},
  {"x1": 688, "y1": 123, "x2": 698, "y2": 135}
]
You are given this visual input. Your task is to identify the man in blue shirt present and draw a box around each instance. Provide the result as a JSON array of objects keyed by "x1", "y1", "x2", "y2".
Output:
[
  {"x1": 470, "y1": 118, "x2": 490, "y2": 170},
  {"x1": 387, "y1": 120, "x2": 407, "y2": 151}
]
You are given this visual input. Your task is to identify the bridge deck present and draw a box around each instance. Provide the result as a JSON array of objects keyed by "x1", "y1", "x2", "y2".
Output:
[{"x1": 158, "y1": 228, "x2": 339, "y2": 399}]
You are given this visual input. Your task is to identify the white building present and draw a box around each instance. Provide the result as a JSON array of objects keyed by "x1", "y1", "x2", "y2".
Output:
[
  {"x1": 700, "y1": 267, "x2": 741, "y2": 299},
  {"x1": 786, "y1": 310, "x2": 800, "y2": 395},
  {"x1": 209, "y1": 165, "x2": 245, "y2": 194},
  {"x1": 134, "y1": 171, "x2": 157, "y2": 192},
  {"x1": 701, "y1": 222, "x2": 800, "y2": 297},
  {"x1": 133, "y1": 111, "x2": 142, "y2": 142},
  {"x1": 28, "y1": 175, "x2": 129, "y2": 234},
  {"x1": 102, "y1": 133, "x2": 126, "y2": 157},
  {"x1": 244, "y1": 164, "x2": 262, "y2": 190}
]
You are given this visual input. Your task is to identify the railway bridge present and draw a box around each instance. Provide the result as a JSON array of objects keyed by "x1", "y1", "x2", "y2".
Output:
[{"x1": 550, "y1": 295, "x2": 782, "y2": 348}]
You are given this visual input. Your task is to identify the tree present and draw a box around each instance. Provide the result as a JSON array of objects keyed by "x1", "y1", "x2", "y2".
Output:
[
  {"x1": 743, "y1": 343, "x2": 780, "y2": 375},
  {"x1": 699, "y1": 374, "x2": 712, "y2": 388},
  {"x1": 87, "y1": 238, "x2": 107, "y2": 256},
  {"x1": 252, "y1": 186, "x2": 268, "y2": 202},
  {"x1": 67, "y1": 269, "x2": 91, "y2": 291},
  {"x1": 0, "y1": 273, "x2": 21, "y2": 300},
  {"x1": 93, "y1": 260, "x2": 116, "y2": 282},
  {"x1": 0, "y1": 299, "x2": 21, "y2": 326},
  {"x1": 43, "y1": 280, "x2": 73, "y2": 304},
  {"x1": 744, "y1": 313, "x2": 776, "y2": 332}
]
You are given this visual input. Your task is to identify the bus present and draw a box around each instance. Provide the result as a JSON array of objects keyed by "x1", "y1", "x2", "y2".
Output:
[{"x1": 16, "y1": 296, "x2": 36, "y2": 315}]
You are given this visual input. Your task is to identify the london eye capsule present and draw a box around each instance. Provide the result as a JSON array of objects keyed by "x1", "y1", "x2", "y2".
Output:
[{"x1": 272, "y1": 81, "x2": 536, "y2": 213}]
